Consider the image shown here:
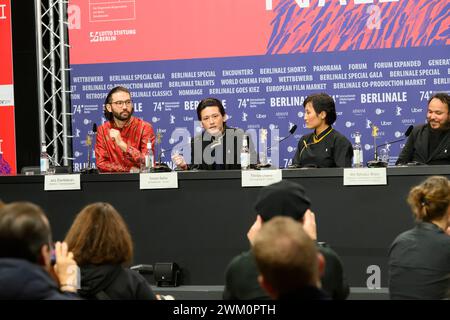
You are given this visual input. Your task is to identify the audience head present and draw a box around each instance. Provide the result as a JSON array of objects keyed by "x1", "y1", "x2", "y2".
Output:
[
  {"x1": 254, "y1": 180, "x2": 311, "y2": 223},
  {"x1": 65, "y1": 202, "x2": 133, "y2": 266},
  {"x1": 252, "y1": 216, "x2": 323, "y2": 299},
  {"x1": 0, "y1": 202, "x2": 52, "y2": 266},
  {"x1": 407, "y1": 176, "x2": 450, "y2": 227},
  {"x1": 303, "y1": 93, "x2": 337, "y2": 126}
]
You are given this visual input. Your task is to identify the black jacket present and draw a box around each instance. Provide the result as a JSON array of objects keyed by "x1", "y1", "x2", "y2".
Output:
[
  {"x1": 78, "y1": 264, "x2": 157, "y2": 300},
  {"x1": 189, "y1": 125, "x2": 257, "y2": 170},
  {"x1": 292, "y1": 127, "x2": 353, "y2": 168},
  {"x1": 396, "y1": 124, "x2": 450, "y2": 165},
  {"x1": 388, "y1": 222, "x2": 450, "y2": 300},
  {"x1": 0, "y1": 258, "x2": 78, "y2": 300}
]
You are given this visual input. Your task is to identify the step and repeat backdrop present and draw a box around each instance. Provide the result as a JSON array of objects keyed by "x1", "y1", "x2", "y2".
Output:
[
  {"x1": 0, "y1": 0, "x2": 15, "y2": 174},
  {"x1": 68, "y1": 0, "x2": 449, "y2": 171}
]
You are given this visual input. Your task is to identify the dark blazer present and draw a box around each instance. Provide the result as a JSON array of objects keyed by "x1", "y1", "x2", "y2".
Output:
[
  {"x1": 396, "y1": 124, "x2": 450, "y2": 165},
  {"x1": 189, "y1": 125, "x2": 257, "y2": 170}
]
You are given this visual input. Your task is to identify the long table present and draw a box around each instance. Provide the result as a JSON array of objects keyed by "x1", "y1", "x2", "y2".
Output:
[{"x1": 1, "y1": 166, "x2": 449, "y2": 287}]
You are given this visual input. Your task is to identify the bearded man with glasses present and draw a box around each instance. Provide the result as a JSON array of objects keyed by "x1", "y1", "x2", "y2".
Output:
[{"x1": 95, "y1": 86, "x2": 155, "y2": 172}]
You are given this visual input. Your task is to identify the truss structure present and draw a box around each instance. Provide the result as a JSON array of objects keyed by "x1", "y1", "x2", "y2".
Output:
[{"x1": 35, "y1": 0, "x2": 72, "y2": 166}]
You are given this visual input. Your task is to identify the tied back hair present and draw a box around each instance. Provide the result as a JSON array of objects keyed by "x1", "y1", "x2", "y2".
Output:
[{"x1": 407, "y1": 176, "x2": 450, "y2": 222}]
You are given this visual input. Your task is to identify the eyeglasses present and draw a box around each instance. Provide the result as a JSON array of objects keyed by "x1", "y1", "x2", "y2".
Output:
[{"x1": 110, "y1": 99, "x2": 133, "y2": 107}]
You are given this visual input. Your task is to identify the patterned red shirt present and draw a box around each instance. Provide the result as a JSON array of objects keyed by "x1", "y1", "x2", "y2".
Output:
[{"x1": 95, "y1": 117, "x2": 155, "y2": 172}]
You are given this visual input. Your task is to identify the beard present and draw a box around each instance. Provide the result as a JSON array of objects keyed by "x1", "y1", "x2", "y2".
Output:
[
  {"x1": 428, "y1": 117, "x2": 450, "y2": 131},
  {"x1": 112, "y1": 108, "x2": 133, "y2": 121}
]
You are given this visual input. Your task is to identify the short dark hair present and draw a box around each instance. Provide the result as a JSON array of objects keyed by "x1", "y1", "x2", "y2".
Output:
[
  {"x1": 196, "y1": 97, "x2": 226, "y2": 120},
  {"x1": 0, "y1": 202, "x2": 52, "y2": 263},
  {"x1": 428, "y1": 92, "x2": 450, "y2": 111},
  {"x1": 103, "y1": 86, "x2": 131, "y2": 121},
  {"x1": 65, "y1": 202, "x2": 133, "y2": 266},
  {"x1": 303, "y1": 93, "x2": 337, "y2": 125}
]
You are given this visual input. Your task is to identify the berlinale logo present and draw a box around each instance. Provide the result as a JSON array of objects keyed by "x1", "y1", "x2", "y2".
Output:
[{"x1": 0, "y1": 4, "x2": 7, "y2": 20}]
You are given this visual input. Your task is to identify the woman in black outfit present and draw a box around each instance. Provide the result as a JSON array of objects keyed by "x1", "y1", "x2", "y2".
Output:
[
  {"x1": 292, "y1": 93, "x2": 353, "y2": 168},
  {"x1": 65, "y1": 202, "x2": 157, "y2": 300},
  {"x1": 388, "y1": 176, "x2": 450, "y2": 300}
]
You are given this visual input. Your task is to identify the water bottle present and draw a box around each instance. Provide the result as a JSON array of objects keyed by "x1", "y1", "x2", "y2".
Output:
[
  {"x1": 352, "y1": 132, "x2": 363, "y2": 168},
  {"x1": 91, "y1": 148, "x2": 96, "y2": 169},
  {"x1": 240, "y1": 135, "x2": 250, "y2": 170},
  {"x1": 141, "y1": 142, "x2": 154, "y2": 173},
  {"x1": 379, "y1": 147, "x2": 389, "y2": 165},
  {"x1": 40, "y1": 142, "x2": 49, "y2": 174}
]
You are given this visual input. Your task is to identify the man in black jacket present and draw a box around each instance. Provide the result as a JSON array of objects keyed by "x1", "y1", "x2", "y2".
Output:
[
  {"x1": 0, "y1": 202, "x2": 79, "y2": 299},
  {"x1": 396, "y1": 92, "x2": 450, "y2": 165},
  {"x1": 223, "y1": 180, "x2": 349, "y2": 300},
  {"x1": 172, "y1": 97, "x2": 257, "y2": 170}
]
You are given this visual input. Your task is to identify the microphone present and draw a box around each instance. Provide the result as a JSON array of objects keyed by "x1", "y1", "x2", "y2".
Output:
[
  {"x1": 376, "y1": 125, "x2": 413, "y2": 151},
  {"x1": 367, "y1": 125, "x2": 413, "y2": 168},
  {"x1": 267, "y1": 124, "x2": 297, "y2": 151}
]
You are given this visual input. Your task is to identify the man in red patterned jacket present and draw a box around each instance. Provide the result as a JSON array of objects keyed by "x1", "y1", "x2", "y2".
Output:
[{"x1": 95, "y1": 86, "x2": 155, "y2": 172}]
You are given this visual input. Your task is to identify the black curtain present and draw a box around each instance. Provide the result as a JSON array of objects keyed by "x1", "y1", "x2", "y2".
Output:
[{"x1": 11, "y1": 0, "x2": 40, "y2": 172}]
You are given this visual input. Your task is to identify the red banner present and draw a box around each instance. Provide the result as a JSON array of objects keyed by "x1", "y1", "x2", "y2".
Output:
[{"x1": 0, "y1": 0, "x2": 16, "y2": 174}]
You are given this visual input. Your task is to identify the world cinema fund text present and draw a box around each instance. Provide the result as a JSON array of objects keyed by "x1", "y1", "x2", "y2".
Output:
[{"x1": 171, "y1": 303, "x2": 277, "y2": 318}]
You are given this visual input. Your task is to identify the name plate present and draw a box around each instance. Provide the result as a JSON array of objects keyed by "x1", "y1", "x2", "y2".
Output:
[
  {"x1": 140, "y1": 172, "x2": 178, "y2": 189},
  {"x1": 343, "y1": 168, "x2": 387, "y2": 186},
  {"x1": 241, "y1": 169, "x2": 282, "y2": 187},
  {"x1": 44, "y1": 174, "x2": 81, "y2": 191}
]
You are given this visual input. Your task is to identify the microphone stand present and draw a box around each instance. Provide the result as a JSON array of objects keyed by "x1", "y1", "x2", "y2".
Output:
[
  {"x1": 81, "y1": 129, "x2": 98, "y2": 174},
  {"x1": 152, "y1": 133, "x2": 172, "y2": 172},
  {"x1": 367, "y1": 136, "x2": 387, "y2": 168},
  {"x1": 257, "y1": 125, "x2": 297, "y2": 169}
]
